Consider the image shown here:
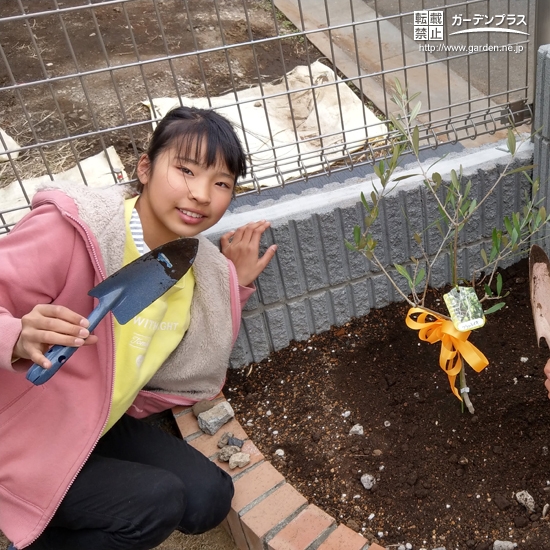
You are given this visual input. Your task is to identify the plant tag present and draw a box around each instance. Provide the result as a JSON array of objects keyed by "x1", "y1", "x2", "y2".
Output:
[{"x1": 443, "y1": 287, "x2": 485, "y2": 331}]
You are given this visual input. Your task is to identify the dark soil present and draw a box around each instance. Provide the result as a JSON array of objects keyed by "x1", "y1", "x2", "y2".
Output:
[{"x1": 226, "y1": 259, "x2": 550, "y2": 550}]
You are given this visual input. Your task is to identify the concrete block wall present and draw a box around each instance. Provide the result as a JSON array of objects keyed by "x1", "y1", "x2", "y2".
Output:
[
  {"x1": 534, "y1": 44, "x2": 550, "y2": 248},
  {"x1": 207, "y1": 139, "x2": 535, "y2": 369}
]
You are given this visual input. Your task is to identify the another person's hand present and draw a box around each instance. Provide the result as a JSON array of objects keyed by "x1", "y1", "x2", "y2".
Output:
[
  {"x1": 12, "y1": 304, "x2": 98, "y2": 369},
  {"x1": 544, "y1": 359, "x2": 550, "y2": 398},
  {"x1": 220, "y1": 220, "x2": 277, "y2": 287}
]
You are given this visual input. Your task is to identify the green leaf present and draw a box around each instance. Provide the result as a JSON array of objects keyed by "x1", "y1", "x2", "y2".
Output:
[
  {"x1": 412, "y1": 125, "x2": 420, "y2": 156},
  {"x1": 393, "y1": 173, "x2": 420, "y2": 182},
  {"x1": 390, "y1": 114, "x2": 406, "y2": 136},
  {"x1": 464, "y1": 179, "x2": 472, "y2": 199},
  {"x1": 353, "y1": 225, "x2": 361, "y2": 245},
  {"x1": 410, "y1": 101, "x2": 421, "y2": 123},
  {"x1": 414, "y1": 268, "x2": 426, "y2": 287},
  {"x1": 533, "y1": 177, "x2": 540, "y2": 196},
  {"x1": 485, "y1": 302, "x2": 506, "y2": 315},
  {"x1": 450, "y1": 169, "x2": 460, "y2": 189},
  {"x1": 507, "y1": 128, "x2": 516, "y2": 155},
  {"x1": 505, "y1": 164, "x2": 535, "y2": 176},
  {"x1": 480, "y1": 248, "x2": 488, "y2": 265},
  {"x1": 496, "y1": 272, "x2": 503, "y2": 296},
  {"x1": 492, "y1": 228, "x2": 500, "y2": 251},
  {"x1": 360, "y1": 191, "x2": 369, "y2": 211},
  {"x1": 394, "y1": 78, "x2": 403, "y2": 95},
  {"x1": 503, "y1": 216, "x2": 513, "y2": 237},
  {"x1": 484, "y1": 283, "x2": 493, "y2": 297},
  {"x1": 394, "y1": 263, "x2": 413, "y2": 287},
  {"x1": 344, "y1": 241, "x2": 356, "y2": 252}
]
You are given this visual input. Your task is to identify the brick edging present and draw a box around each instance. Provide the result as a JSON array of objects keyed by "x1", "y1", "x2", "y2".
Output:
[{"x1": 172, "y1": 397, "x2": 387, "y2": 550}]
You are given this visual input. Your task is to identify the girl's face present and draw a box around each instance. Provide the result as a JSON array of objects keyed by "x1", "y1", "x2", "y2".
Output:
[{"x1": 135, "y1": 144, "x2": 235, "y2": 249}]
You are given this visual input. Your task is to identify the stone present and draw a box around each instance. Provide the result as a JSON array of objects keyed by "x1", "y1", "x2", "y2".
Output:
[
  {"x1": 515, "y1": 489, "x2": 536, "y2": 513},
  {"x1": 192, "y1": 399, "x2": 217, "y2": 417},
  {"x1": 218, "y1": 445, "x2": 240, "y2": 462},
  {"x1": 360, "y1": 473, "x2": 376, "y2": 490},
  {"x1": 197, "y1": 401, "x2": 235, "y2": 435},
  {"x1": 493, "y1": 494, "x2": 512, "y2": 511},
  {"x1": 349, "y1": 424, "x2": 364, "y2": 435},
  {"x1": 493, "y1": 541, "x2": 517, "y2": 550},
  {"x1": 346, "y1": 519, "x2": 359, "y2": 531},
  {"x1": 227, "y1": 436, "x2": 244, "y2": 448},
  {"x1": 217, "y1": 432, "x2": 233, "y2": 448},
  {"x1": 229, "y1": 452, "x2": 251, "y2": 469},
  {"x1": 513, "y1": 515, "x2": 529, "y2": 528}
]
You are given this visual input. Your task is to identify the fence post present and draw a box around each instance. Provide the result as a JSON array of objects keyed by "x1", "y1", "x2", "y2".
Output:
[{"x1": 533, "y1": 44, "x2": 550, "y2": 251}]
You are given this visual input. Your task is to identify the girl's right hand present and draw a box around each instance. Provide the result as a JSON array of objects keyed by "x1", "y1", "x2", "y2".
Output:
[{"x1": 12, "y1": 304, "x2": 99, "y2": 369}]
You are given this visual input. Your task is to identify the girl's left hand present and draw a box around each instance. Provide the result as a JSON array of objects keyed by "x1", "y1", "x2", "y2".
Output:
[{"x1": 220, "y1": 220, "x2": 277, "y2": 287}]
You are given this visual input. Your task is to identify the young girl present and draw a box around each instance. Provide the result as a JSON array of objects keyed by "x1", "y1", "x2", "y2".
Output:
[{"x1": 0, "y1": 106, "x2": 277, "y2": 550}]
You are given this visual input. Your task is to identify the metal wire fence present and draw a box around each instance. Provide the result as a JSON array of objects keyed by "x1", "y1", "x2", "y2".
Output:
[{"x1": 0, "y1": 0, "x2": 536, "y2": 233}]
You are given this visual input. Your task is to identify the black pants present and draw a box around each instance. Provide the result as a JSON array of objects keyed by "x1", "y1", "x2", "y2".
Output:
[{"x1": 26, "y1": 414, "x2": 234, "y2": 550}]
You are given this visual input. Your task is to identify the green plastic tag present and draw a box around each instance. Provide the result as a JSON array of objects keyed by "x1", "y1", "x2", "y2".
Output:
[{"x1": 443, "y1": 287, "x2": 485, "y2": 331}]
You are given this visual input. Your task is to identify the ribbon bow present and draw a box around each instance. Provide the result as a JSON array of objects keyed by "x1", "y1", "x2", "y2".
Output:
[{"x1": 405, "y1": 307, "x2": 489, "y2": 401}]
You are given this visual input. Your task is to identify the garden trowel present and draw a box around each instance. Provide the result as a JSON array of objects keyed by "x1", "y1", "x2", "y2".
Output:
[
  {"x1": 26, "y1": 238, "x2": 199, "y2": 386},
  {"x1": 529, "y1": 244, "x2": 550, "y2": 348}
]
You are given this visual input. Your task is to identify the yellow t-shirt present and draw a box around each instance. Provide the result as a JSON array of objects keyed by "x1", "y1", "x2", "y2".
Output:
[{"x1": 103, "y1": 197, "x2": 194, "y2": 434}]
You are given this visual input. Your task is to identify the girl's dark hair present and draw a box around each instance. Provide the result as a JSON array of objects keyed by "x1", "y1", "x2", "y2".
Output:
[{"x1": 135, "y1": 105, "x2": 247, "y2": 193}]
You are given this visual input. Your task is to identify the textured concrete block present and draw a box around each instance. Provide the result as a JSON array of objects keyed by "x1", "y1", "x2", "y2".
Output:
[
  {"x1": 369, "y1": 273, "x2": 391, "y2": 308},
  {"x1": 288, "y1": 299, "x2": 313, "y2": 342},
  {"x1": 460, "y1": 169, "x2": 483, "y2": 245},
  {"x1": 254, "y1": 228, "x2": 284, "y2": 305},
  {"x1": 430, "y1": 253, "x2": 450, "y2": 289},
  {"x1": 339, "y1": 203, "x2": 370, "y2": 279},
  {"x1": 293, "y1": 218, "x2": 327, "y2": 291},
  {"x1": 350, "y1": 279, "x2": 371, "y2": 317},
  {"x1": 229, "y1": 329, "x2": 253, "y2": 369},
  {"x1": 265, "y1": 306, "x2": 291, "y2": 351},
  {"x1": 309, "y1": 292, "x2": 332, "y2": 333},
  {"x1": 242, "y1": 315, "x2": 271, "y2": 363},
  {"x1": 317, "y1": 211, "x2": 348, "y2": 285},
  {"x1": 271, "y1": 223, "x2": 305, "y2": 299},
  {"x1": 535, "y1": 45, "x2": 550, "y2": 139},
  {"x1": 243, "y1": 290, "x2": 260, "y2": 312},
  {"x1": 480, "y1": 174, "x2": 499, "y2": 241},
  {"x1": 422, "y1": 186, "x2": 447, "y2": 256},
  {"x1": 329, "y1": 286, "x2": 351, "y2": 326},
  {"x1": 402, "y1": 186, "x2": 425, "y2": 259},
  {"x1": 382, "y1": 191, "x2": 408, "y2": 264}
]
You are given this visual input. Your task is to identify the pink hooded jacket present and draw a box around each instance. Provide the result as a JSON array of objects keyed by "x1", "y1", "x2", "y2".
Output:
[{"x1": 0, "y1": 184, "x2": 253, "y2": 548}]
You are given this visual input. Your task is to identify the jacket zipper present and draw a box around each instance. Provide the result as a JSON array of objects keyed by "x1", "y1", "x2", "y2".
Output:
[{"x1": 22, "y1": 211, "x2": 115, "y2": 548}]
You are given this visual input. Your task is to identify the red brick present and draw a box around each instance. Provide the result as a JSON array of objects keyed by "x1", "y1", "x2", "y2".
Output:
[
  {"x1": 268, "y1": 504, "x2": 335, "y2": 550},
  {"x1": 172, "y1": 405, "x2": 192, "y2": 417},
  {"x1": 241, "y1": 484, "x2": 307, "y2": 550},
  {"x1": 317, "y1": 524, "x2": 367, "y2": 550},
  {"x1": 225, "y1": 509, "x2": 250, "y2": 550},
  {"x1": 368, "y1": 544, "x2": 387, "y2": 550},
  {"x1": 174, "y1": 410, "x2": 201, "y2": 438},
  {"x1": 232, "y1": 462, "x2": 285, "y2": 513},
  {"x1": 215, "y1": 439, "x2": 264, "y2": 477},
  {"x1": 188, "y1": 418, "x2": 250, "y2": 458}
]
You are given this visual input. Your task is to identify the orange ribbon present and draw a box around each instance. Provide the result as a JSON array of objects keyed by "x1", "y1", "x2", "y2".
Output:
[{"x1": 405, "y1": 307, "x2": 489, "y2": 401}]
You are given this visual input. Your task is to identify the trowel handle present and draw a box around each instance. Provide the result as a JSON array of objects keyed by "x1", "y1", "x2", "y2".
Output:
[
  {"x1": 26, "y1": 344, "x2": 80, "y2": 385},
  {"x1": 26, "y1": 298, "x2": 113, "y2": 386}
]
